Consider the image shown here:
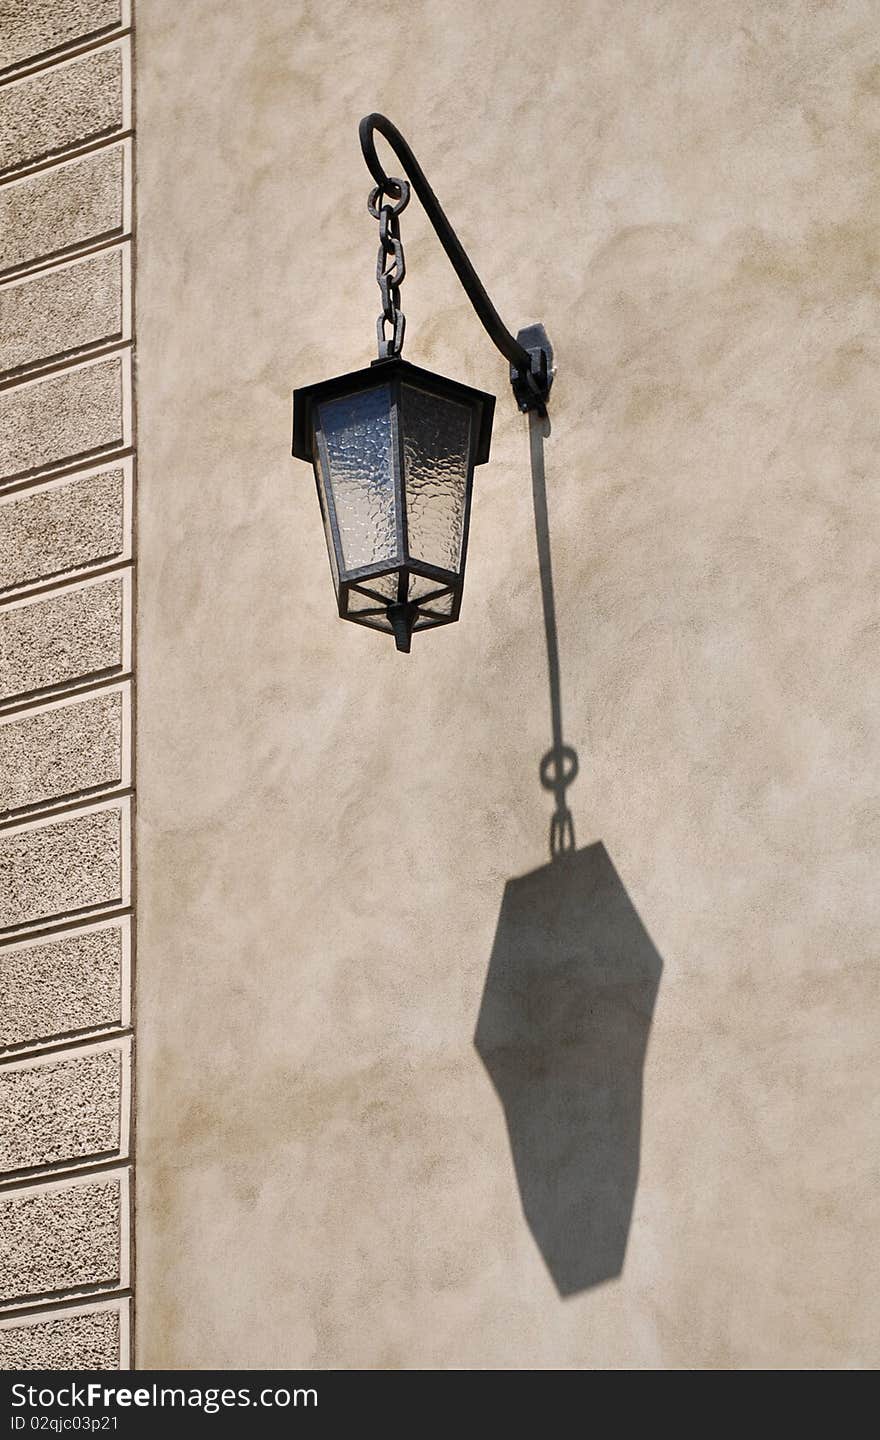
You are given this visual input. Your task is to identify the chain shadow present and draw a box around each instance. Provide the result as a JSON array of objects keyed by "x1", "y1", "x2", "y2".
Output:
[{"x1": 474, "y1": 410, "x2": 663, "y2": 1296}]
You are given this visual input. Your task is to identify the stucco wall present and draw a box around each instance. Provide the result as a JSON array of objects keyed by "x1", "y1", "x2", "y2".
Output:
[{"x1": 136, "y1": 1, "x2": 879, "y2": 1369}]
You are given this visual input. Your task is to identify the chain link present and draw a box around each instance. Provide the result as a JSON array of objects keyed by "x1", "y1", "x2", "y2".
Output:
[{"x1": 368, "y1": 179, "x2": 410, "y2": 358}]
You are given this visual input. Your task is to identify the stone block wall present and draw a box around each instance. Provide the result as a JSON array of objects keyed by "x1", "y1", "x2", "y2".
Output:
[{"x1": 0, "y1": 0, "x2": 134, "y2": 1371}]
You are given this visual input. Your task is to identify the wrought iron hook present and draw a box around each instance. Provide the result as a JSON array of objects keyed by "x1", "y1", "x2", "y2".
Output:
[{"x1": 359, "y1": 113, "x2": 553, "y2": 414}]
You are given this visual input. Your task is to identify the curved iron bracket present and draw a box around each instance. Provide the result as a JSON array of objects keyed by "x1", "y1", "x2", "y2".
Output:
[{"x1": 359, "y1": 113, "x2": 553, "y2": 414}]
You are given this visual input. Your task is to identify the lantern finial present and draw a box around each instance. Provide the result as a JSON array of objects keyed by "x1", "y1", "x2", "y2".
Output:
[{"x1": 388, "y1": 603, "x2": 415, "y2": 653}]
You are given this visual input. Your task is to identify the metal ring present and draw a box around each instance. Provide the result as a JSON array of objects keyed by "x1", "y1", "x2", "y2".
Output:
[{"x1": 367, "y1": 179, "x2": 410, "y2": 219}]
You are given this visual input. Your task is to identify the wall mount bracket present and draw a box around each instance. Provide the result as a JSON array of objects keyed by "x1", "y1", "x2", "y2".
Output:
[{"x1": 359, "y1": 113, "x2": 554, "y2": 415}]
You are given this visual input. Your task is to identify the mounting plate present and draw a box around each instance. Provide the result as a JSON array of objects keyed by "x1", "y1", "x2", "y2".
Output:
[{"x1": 510, "y1": 323, "x2": 554, "y2": 415}]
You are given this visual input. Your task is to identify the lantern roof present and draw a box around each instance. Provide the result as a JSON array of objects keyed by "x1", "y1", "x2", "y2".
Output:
[{"x1": 292, "y1": 356, "x2": 496, "y2": 466}]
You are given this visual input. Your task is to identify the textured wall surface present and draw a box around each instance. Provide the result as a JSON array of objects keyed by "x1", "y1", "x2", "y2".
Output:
[
  {"x1": 0, "y1": 920, "x2": 127, "y2": 1051},
  {"x1": 0, "y1": 1, "x2": 123, "y2": 76},
  {"x1": 0, "y1": 355, "x2": 129, "y2": 483},
  {"x1": 0, "y1": 245, "x2": 127, "y2": 378},
  {"x1": 0, "y1": 803, "x2": 127, "y2": 952},
  {"x1": 0, "y1": 1302, "x2": 124, "y2": 1371},
  {"x1": 0, "y1": 45, "x2": 126, "y2": 176},
  {"x1": 0, "y1": 1040, "x2": 126, "y2": 1173},
  {"x1": 0, "y1": 2, "x2": 134, "y2": 1371},
  {"x1": 0, "y1": 688, "x2": 125, "y2": 818},
  {"x1": 134, "y1": 0, "x2": 880, "y2": 1370},
  {"x1": 0, "y1": 1174, "x2": 127, "y2": 1306},
  {"x1": 0, "y1": 575, "x2": 127, "y2": 703},
  {"x1": 0, "y1": 144, "x2": 127, "y2": 278},
  {"x1": 0, "y1": 463, "x2": 129, "y2": 595}
]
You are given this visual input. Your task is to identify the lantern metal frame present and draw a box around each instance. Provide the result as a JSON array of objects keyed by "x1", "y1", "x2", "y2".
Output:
[{"x1": 293, "y1": 355, "x2": 495, "y2": 650}]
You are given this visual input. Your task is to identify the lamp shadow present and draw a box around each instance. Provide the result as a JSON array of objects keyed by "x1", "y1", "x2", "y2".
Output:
[
  {"x1": 474, "y1": 843, "x2": 663, "y2": 1295},
  {"x1": 473, "y1": 404, "x2": 663, "y2": 1296}
]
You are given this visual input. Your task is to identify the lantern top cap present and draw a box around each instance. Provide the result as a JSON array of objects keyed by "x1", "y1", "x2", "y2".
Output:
[{"x1": 292, "y1": 356, "x2": 496, "y2": 465}]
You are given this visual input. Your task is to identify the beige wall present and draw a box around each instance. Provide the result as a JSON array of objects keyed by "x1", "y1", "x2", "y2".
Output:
[{"x1": 136, "y1": 0, "x2": 879, "y2": 1368}]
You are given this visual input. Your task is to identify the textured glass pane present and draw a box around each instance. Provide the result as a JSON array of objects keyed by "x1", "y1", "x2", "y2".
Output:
[
  {"x1": 358, "y1": 614, "x2": 394, "y2": 632},
  {"x1": 318, "y1": 385, "x2": 397, "y2": 571},
  {"x1": 347, "y1": 588, "x2": 387, "y2": 614},
  {"x1": 402, "y1": 385, "x2": 472, "y2": 571},
  {"x1": 356, "y1": 570, "x2": 400, "y2": 601},
  {"x1": 408, "y1": 571, "x2": 446, "y2": 600},
  {"x1": 314, "y1": 466, "x2": 339, "y2": 592},
  {"x1": 419, "y1": 590, "x2": 455, "y2": 616}
]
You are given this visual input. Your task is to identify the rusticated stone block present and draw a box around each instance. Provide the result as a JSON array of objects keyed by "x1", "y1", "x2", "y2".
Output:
[
  {"x1": 0, "y1": 921, "x2": 125, "y2": 1050},
  {"x1": 0, "y1": 688, "x2": 125, "y2": 817},
  {"x1": 0, "y1": 465, "x2": 127, "y2": 594},
  {"x1": 0, "y1": 1042, "x2": 125, "y2": 1174},
  {"x1": 0, "y1": 1301, "x2": 124, "y2": 1370},
  {"x1": 0, "y1": 144, "x2": 126, "y2": 277},
  {"x1": 0, "y1": 355, "x2": 126, "y2": 483},
  {"x1": 0, "y1": 1, "x2": 123, "y2": 77},
  {"x1": 0, "y1": 575, "x2": 125, "y2": 703},
  {"x1": 0, "y1": 47, "x2": 125, "y2": 177},
  {"x1": 0, "y1": 247, "x2": 125, "y2": 378},
  {"x1": 0, "y1": 804, "x2": 125, "y2": 932},
  {"x1": 0, "y1": 1174, "x2": 125, "y2": 1305}
]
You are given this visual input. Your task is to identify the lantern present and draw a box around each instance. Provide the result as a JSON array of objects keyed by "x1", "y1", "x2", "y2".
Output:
[{"x1": 293, "y1": 357, "x2": 494, "y2": 651}]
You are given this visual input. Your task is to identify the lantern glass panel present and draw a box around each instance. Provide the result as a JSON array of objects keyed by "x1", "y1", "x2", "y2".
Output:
[
  {"x1": 359, "y1": 613, "x2": 394, "y2": 632},
  {"x1": 419, "y1": 590, "x2": 455, "y2": 616},
  {"x1": 346, "y1": 589, "x2": 387, "y2": 614},
  {"x1": 400, "y1": 384, "x2": 472, "y2": 571},
  {"x1": 356, "y1": 571, "x2": 400, "y2": 600},
  {"x1": 408, "y1": 572, "x2": 447, "y2": 600},
  {"x1": 317, "y1": 384, "x2": 397, "y2": 571}
]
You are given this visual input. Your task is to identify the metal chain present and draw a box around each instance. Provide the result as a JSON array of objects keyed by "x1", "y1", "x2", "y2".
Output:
[{"x1": 368, "y1": 178, "x2": 410, "y2": 358}]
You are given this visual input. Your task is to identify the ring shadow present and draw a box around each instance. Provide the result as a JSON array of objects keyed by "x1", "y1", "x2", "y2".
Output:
[{"x1": 473, "y1": 398, "x2": 663, "y2": 1296}]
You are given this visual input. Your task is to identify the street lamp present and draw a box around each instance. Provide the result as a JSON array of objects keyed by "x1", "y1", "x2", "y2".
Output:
[{"x1": 292, "y1": 113, "x2": 553, "y2": 651}]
